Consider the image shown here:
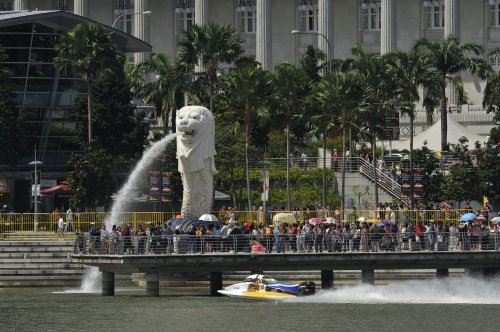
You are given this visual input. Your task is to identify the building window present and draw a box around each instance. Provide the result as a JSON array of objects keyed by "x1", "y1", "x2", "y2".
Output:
[
  {"x1": 490, "y1": 1, "x2": 500, "y2": 27},
  {"x1": 296, "y1": 0, "x2": 318, "y2": 32},
  {"x1": 0, "y1": 0, "x2": 13, "y2": 11},
  {"x1": 238, "y1": 7, "x2": 256, "y2": 33},
  {"x1": 56, "y1": 0, "x2": 74, "y2": 12},
  {"x1": 424, "y1": 1, "x2": 445, "y2": 29},
  {"x1": 300, "y1": 5, "x2": 318, "y2": 32},
  {"x1": 114, "y1": 0, "x2": 134, "y2": 34},
  {"x1": 175, "y1": 0, "x2": 194, "y2": 35},
  {"x1": 361, "y1": 1, "x2": 381, "y2": 31},
  {"x1": 489, "y1": 49, "x2": 500, "y2": 67}
]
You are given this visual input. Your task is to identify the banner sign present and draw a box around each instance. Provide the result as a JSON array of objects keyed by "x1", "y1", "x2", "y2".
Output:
[{"x1": 400, "y1": 159, "x2": 426, "y2": 199}]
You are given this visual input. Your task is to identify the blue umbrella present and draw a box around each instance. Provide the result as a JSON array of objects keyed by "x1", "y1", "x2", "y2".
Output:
[
  {"x1": 460, "y1": 213, "x2": 477, "y2": 222},
  {"x1": 168, "y1": 218, "x2": 193, "y2": 229}
]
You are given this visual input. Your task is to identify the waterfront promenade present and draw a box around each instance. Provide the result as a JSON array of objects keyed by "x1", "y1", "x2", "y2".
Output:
[{"x1": 71, "y1": 233, "x2": 500, "y2": 297}]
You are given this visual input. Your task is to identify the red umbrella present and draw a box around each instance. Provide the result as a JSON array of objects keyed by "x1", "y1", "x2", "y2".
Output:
[
  {"x1": 475, "y1": 215, "x2": 487, "y2": 223},
  {"x1": 308, "y1": 218, "x2": 326, "y2": 225}
]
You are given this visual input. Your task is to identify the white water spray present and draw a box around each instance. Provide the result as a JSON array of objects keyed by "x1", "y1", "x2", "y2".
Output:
[
  {"x1": 54, "y1": 266, "x2": 101, "y2": 294},
  {"x1": 289, "y1": 276, "x2": 500, "y2": 304},
  {"x1": 106, "y1": 133, "x2": 178, "y2": 230}
]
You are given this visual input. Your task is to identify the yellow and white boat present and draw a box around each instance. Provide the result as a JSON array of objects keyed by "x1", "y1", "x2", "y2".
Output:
[{"x1": 218, "y1": 274, "x2": 315, "y2": 301}]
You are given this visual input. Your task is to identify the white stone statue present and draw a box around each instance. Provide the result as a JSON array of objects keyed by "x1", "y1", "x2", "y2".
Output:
[{"x1": 176, "y1": 106, "x2": 217, "y2": 219}]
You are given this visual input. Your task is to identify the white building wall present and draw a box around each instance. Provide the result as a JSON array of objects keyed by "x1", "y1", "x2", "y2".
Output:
[{"x1": 19, "y1": 0, "x2": 497, "y2": 111}]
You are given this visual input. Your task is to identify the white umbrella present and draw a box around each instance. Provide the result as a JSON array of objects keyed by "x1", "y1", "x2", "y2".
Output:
[
  {"x1": 324, "y1": 217, "x2": 336, "y2": 224},
  {"x1": 198, "y1": 214, "x2": 219, "y2": 222},
  {"x1": 357, "y1": 216, "x2": 366, "y2": 222}
]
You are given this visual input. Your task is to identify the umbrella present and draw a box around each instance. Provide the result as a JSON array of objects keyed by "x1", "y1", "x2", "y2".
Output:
[
  {"x1": 272, "y1": 212, "x2": 296, "y2": 223},
  {"x1": 357, "y1": 216, "x2": 366, "y2": 222},
  {"x1": 475, "y1": 215, "x2": 487, "y2": 223},
  {"x1": 167, "y1": 217, "x2": 193, "y2": 229},
  {"x1": 198, "y1": 213, "x2": 219, "y2": 222},
  {"x1": 324, "y1": 217, "x2": 336, "y2": 224},
  {"x1": 366, "y1": 218, "x2": 381, "y2": 223},
  {"x1": 308, "y1": 217, "x2": 326, "y2": 225},
  {"x1": 492, "y1": 217, "x2": 500, "y2": 223},
  {"x1": 460, "y1": 212, "x2": 477, "y2": 222},
  {"x1": 382, "y1": 220, "x2": 395, "y2": 225}
]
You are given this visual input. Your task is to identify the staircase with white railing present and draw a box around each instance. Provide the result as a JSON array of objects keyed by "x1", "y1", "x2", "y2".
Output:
[{"x1": 355, "y1": 157, "x2": 410, "y2": 205}]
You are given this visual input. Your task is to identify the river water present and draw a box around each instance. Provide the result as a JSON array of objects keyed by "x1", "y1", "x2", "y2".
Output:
[{"x1": 1, "y1": 276, "x2": 500, "y2": 332}]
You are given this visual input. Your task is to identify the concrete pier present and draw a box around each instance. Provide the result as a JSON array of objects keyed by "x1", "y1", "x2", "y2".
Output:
[
  {"x1": 102, "y1": 271, "x2": 115, "y2": 296},
  {"x1": 146, "y1": 272, "x2": 160, "y2": 297},
  {"x1": 362, "y1": 269, "x2": 375, "y2": 285},
  {"x1": 320, "y1": 270, "x2": 333, "y2": 289},
  {"x1": 73, "y1": 251, "x2": 500, "y2": 296},
  {"x1": 210, "y1": 271, "x2": 223, "y2": 296},
  {"x1": 436, "y1": 269, "x2": 449, "y2": 278}
]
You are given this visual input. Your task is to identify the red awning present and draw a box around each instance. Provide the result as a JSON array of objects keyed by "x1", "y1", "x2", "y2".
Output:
[{"x1": 39, "y1": 183, "x2": 71, "y2": 195}]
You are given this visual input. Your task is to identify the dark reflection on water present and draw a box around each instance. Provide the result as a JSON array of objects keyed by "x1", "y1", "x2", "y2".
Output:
[{"x1": 1, "y1": 287, "x2": 500, "y2": 332}]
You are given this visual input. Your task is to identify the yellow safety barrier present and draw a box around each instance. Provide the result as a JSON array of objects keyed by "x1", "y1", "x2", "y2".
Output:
[{"x1": 0, "y1": 209, "x2": 483, "y2": 240}]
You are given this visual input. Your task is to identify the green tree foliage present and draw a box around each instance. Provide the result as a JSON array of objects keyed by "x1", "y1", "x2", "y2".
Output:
[
  {"x1": 55, "y1": 22, "x2": 123, "y2": 143},
  {"x1": 414, "y1": 35, "x2": 491, "y2": 151},
  {"x1": 67, "y1": 143, "x2": 116, "y2": 209},
  {"x1": 68, "y1": 68, "x2": 149, "y2": 209},
  {"x1": 178, "y1": 23, "x2": 245, "y2": 112},
  {"x1": 217, "y1": 64, "x2": 272, "y2": 209},
  {"x1": 126, "y1": 53, "x2": 189, "y2": 132}
]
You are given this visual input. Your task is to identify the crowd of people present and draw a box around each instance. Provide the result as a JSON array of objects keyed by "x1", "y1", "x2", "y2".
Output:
[{"x1": 74, "y1": 209, "x2": 500, "y2": 255}]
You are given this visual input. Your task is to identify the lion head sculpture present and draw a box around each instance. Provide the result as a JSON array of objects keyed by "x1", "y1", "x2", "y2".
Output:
[{"x1": 176, "y1": 105, "x2": 217, "y2": 174}]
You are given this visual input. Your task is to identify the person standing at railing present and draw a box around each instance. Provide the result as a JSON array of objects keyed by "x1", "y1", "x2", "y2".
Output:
[
  {"x1": 57, "y1": 216, "x2": 64, "y2": 240},
  {"x1": 332, "y1": 149, "x2": 339, "y2": 171},
  {"x1": 65, "y1": 208, "x2": 73, "y2": 232}
]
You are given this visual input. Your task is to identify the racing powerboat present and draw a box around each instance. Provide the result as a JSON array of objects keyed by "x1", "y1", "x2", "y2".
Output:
[{"x1": 217, "y1": 274, "x2": 316, "y2": 300}]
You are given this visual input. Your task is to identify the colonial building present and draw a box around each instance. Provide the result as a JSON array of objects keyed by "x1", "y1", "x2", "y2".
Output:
[{"x1": 0, "y1": 0, "x2": 497, "y2": 210}]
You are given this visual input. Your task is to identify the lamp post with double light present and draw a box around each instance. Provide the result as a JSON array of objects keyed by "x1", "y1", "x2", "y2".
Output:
[
  {"x1": 112, "y1": 10, "x2": 152, "y2": 29},
  {"x1": 291, "y1": 29, "x2": 332, "y2": 208},
  {"x1": 29, "y1": 146, "x2": 43, "y2": 231}
]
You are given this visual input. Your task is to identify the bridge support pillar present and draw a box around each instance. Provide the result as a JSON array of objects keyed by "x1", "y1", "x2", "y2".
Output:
[
  {"x1": 436, "y1": 269, "x2": 449, "y2": 278},
  {"x1": 321, "y1": 270, "x2": 334, "y2": 289},
  {"x1": 146, "y1": 272, "x2": 160, "y2": 297},
  {"x1": 102, "y1": 271, "x2": 115, "y2": 296},
  {"x1": 210, "y1": 271, "x2": 223, "y2": 296},
  {"x1": 361, "y1": 269, "x2": 375, "y2": 285},
  {"x1": 483, "y1": 268, "x2": 500, "y2": 279},
  {"x1": 466, "y1": 268, "x2": 484, "y2": 278}
]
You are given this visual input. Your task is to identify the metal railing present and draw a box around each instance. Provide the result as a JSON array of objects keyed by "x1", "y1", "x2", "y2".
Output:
[
  {"x1": 72, "y1": 232, "x2": 500, "y2": 255},
  {"x1": 0, "y1": 209, "x2": 479, "y2": 240},
  {"x1": 357, "y1": 157, "x2": 409, "y2": 204}
]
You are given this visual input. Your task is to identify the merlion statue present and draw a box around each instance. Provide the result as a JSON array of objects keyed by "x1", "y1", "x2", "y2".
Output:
[{"x1": 176, "y1": 106, "x2": 217, "y2": 219}]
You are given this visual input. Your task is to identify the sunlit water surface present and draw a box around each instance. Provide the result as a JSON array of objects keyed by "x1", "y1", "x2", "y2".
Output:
[{"x1": 1, "y1": 276, "x2": 500, "y2": 332}]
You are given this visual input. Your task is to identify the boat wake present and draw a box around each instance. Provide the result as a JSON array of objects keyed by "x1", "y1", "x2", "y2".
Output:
[{"x1": 288, "y1": 276, "x2": 500, "y2": 304}]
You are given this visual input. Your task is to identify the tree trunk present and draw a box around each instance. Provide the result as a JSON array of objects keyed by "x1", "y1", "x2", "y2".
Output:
[
  {"x1": 373, "y1": 134, "x2": 379, "y2": 208},
  {"x1": 286, "y1": 123, "x2": 290, "y2": 210},
  {"x1": 440, "y1": 94, "x2": 448, "y2": 151},
  {"x1": 87, "y1": 81, "x2": 92, "y2": 143},
  {"x1": 341, "y1": 107, "x2": 346, "y2": 217},
  {"x1": 245, "y1": 121, "x2": 252, "y2": 210},
  {"x1": 409, "y1": 113, "x2": 414, "y2": 209},
  {"x1": 322, "y1": 136, "x2": 326, "y2": 208}
]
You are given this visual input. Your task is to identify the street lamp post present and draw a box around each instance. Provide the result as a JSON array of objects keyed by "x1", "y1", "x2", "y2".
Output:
[
  {"x1": 29, "y1": 146, "x2": 43, "y2": 232},
  {"x1": 112, "y1": 10, "x2": 152, "y2": 29},
  {"x1": 291, "y1": 30, "x2": 332, "y2": 208}
]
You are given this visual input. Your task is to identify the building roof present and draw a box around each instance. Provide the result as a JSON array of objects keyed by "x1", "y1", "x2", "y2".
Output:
[
  {"x1": 0, "y1": 10, "x2": 151, "y2": 53},
  {"x1": 391, "y1": 114, "x2": 487, "y2": 151}
]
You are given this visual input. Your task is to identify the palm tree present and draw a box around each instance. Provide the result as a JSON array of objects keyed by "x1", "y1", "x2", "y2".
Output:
[
  {"x1": 217, "y1": 64, "x2": 272, "y2": 210},
  {"x1": 178, "y1": 23, "x2": 245, "y2": 113},
  {"x1": 312, "y1": 72, "x2": 366, "y2": 213},
  {"x1": 270, "y1": 63, "x2": 311, "y2": 209},
  {"x1": 55, "y1": 23, "x2": 122, "y2": 143},
  {"x1": 483, "y1": 47, "x2": 500, "y2": 118},
  {"x1": 351, "y1": 44, "x2": 395, "y2": 207},
  {"x1": 127, "y1": 53, "x2": 189, "y2": 132},
  {"x1": 414, "y1": 35, "x2": 491, "y2": 151},
  {"x1": 385, "y1": 49, "x2": 436, "y2": 208}
]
